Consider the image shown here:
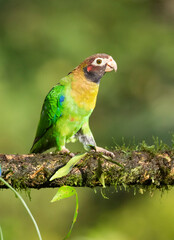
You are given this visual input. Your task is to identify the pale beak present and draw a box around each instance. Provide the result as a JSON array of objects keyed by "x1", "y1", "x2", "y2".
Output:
[{"x1": 105, "y1": 56, "x2": 117, "y2": 72}]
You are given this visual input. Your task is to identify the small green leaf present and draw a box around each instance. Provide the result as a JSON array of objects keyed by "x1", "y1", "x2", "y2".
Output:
[
  {"x1": 99, "y1": 173, "x2": 106, "y2": 188},
  {"x1": 50, "y1": 152, "x2": 87, "y2": 181},
  {"x1": 51, "y1": 186, "x2": 79, "y2": 240},
  {"x1": 51, "y1": 186, "x2": 76, "y2": 202}
]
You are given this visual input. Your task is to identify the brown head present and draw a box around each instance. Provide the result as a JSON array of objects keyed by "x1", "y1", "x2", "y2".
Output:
[{"x1": 72, "y1": 53, "x2": 117, "y2": 84}]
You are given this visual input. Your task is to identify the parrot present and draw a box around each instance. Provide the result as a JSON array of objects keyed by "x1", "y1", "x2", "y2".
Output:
[{"x1": 30, "y1": 53, "x2": 117, "y2": 157}]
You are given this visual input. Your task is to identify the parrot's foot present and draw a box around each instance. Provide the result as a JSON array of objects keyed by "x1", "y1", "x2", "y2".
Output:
[
  {"x1": 58, "y1": 147, "x2": 75, "y2": 157},
  {"x1": 93, "y1": 146, "x2": 115, "y2": 158}
]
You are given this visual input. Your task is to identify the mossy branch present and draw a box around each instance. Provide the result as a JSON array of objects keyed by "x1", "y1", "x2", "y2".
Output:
[{"x1": 1, "y1": 149, "x2": 174, "y2": 191}]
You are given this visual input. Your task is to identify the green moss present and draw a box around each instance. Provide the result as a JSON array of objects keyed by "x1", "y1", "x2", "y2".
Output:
[
  {"x1": 10, "y1": 176, "x2": 31, "y2": 199},
  {"x1": 115, "y1": 136, "x2": 171, "y2": 155},
  {"x1": 66, "y1": 174, "x2": 83, "y2": 187}
]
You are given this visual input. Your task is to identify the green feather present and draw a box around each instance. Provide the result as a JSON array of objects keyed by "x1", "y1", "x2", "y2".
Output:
[{"x1": 32, "y1": 84, "x2": 65, "y2": 145}]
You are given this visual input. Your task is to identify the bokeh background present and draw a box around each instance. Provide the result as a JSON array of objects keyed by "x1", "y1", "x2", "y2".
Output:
[{"x1": 1, "y1": 0, "x2": 174, "y2": 239}]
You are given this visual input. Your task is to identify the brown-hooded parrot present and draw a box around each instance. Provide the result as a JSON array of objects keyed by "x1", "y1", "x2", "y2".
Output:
[{"x1": 30, "y1": 53, "x2": 117, "y2": 157}]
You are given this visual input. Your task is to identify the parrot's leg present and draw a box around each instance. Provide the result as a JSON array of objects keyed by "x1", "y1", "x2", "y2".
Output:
[
  {"x1": 55, "y1": 146, "x2": 75, "y2": 157},
  {"x1": 76, "y1": 121, "x2": 115, "y2": 158},
  {"x1": 59, "y1": 146, "x2": 75, "y2": 157},
  {"x1": 55, "y1": 137, "x2": 74, "y2": 157},
  {"x1": 75, "y1": 121, "x2": 96, "y2": 151},
  {"x1": 94, "y1": 146, "x2": 115, "y2": 158}
]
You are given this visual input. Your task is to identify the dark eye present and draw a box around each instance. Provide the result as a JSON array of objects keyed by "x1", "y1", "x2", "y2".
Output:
[{"x1": 96, "y1": 59, "x2": 102, "y2": 64}]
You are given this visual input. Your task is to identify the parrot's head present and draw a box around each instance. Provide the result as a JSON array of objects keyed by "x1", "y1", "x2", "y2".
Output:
[{"x1": 72, "y1": 53, "x2": 117, "y2": 84}]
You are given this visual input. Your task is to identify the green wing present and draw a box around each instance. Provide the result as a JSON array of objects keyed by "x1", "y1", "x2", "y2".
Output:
[{"x1": 32, "y1": 84, "x2": 65, "y2": 147}]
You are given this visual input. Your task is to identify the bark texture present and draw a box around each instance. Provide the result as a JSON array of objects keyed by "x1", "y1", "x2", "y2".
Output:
[{"x1": 0, "y1": 150, "x2": 174, "y2": 190}]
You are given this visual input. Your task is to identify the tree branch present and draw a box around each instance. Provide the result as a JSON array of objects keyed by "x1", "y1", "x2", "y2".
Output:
[{"x1": 0, "y1": 150, "x2": 174, "y2": 191}]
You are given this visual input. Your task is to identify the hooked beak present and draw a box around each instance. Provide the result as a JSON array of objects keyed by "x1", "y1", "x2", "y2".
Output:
[{"x1": 105, "y1": 56, "x2": 117, "y2": 72}]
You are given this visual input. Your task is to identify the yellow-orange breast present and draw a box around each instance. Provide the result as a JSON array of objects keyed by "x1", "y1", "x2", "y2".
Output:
[{"x1": 70, "y1": 70, "x2": 99, "y2": 111}]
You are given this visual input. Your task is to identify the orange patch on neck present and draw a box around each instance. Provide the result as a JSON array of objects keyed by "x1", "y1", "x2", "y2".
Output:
[{"x1": 70, "y1": 117, "x2": 75, "y2": 121}]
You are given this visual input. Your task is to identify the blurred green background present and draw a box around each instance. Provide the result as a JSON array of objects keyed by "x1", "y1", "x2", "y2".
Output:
[{"x1": 0, "y1": 0, "x2": 174, "y2": 239}]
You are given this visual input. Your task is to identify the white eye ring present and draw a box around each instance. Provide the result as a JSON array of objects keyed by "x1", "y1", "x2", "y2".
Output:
[{"x1": 92, "y1": 58, "x2": 106, "y2": 66}]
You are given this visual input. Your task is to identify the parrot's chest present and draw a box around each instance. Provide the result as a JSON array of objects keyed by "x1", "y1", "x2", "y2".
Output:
[
  {"x1": 55, "y1": 78, "x2": 98, "y2": 139},
  {"x1": 71, "y1": 77, "x2": 99, "y2": 111},
  {"x1": 56, "y1": 101, "x2": 91, "y2": 139}
]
